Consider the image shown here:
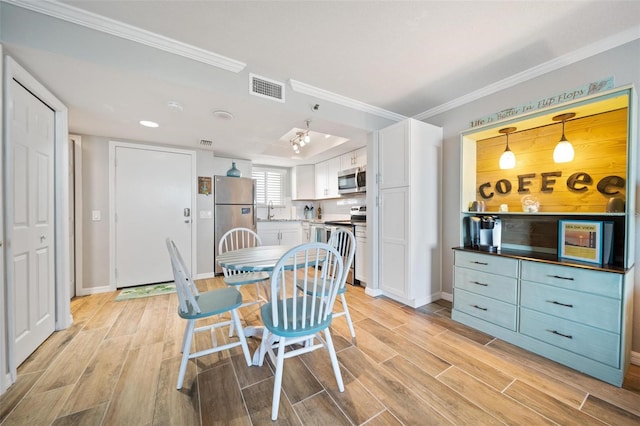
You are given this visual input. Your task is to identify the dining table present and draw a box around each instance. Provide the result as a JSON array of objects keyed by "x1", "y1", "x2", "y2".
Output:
[{"x1": 216, "y1": 244, "x2": 297, "y2": 274}]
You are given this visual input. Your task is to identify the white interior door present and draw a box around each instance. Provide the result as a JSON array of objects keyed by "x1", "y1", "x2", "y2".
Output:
[
  {"x1": 9, "y1": 79, "x2": 56, "y2": 366},
  {"x1": 114, "y1": 145, "x2": 193, "y2": 287}
]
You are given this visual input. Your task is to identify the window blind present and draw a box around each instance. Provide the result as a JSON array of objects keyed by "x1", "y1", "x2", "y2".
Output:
[{"x1": 252, "y1": 167, "x2": 286, "y2": 206}]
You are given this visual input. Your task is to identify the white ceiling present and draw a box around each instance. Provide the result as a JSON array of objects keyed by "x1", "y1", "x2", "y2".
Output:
[{"x1": 2, "y1": 0, "x2": 639, "y2": 166}]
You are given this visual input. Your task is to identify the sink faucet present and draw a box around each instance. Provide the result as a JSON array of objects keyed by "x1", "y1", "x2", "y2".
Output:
[{"x1": 267, "y1": 200, "x2": 275, "y2": 220}]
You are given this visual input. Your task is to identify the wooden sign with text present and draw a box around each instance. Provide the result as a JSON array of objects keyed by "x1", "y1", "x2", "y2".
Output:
[
  {"x1": 475, "y1": 108, "x2": 627, "y2": 213},
  {"x1": 470, "y1": 77, "x2": 614, "y2": 128}
]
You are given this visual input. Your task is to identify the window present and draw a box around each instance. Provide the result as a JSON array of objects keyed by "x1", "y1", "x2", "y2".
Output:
[{"x1": 252, "y1": 166, "x2": 287, "y2": 206}]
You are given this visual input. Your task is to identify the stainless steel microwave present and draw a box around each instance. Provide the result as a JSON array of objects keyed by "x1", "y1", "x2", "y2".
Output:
[{"x1": 338, "y1": 167, "x2": 366, "y2": 195}]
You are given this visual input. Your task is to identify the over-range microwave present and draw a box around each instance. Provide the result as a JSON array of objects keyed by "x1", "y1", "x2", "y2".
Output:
[{"x1": 338, "y1": 167, "x2": 366, "y2": 195}]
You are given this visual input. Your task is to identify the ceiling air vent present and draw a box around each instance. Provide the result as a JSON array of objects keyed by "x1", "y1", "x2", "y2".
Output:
[{"x1": 249, "y1": 73, "x2": 285, "y2": 103}]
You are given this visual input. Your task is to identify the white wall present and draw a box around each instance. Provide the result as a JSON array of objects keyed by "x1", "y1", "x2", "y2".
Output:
[
  {"x1": 78, "y1": 135, "x2": 217, "y2": 290},
  {"x1": 425, "y1": 39, "x2": 640, "y2": 352}
]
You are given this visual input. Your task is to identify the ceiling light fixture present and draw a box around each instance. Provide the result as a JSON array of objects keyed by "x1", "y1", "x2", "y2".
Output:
[
  {"x1": 291, "y1": 120, "x2": 311, "y2": 153},
  {"x1": 498, "y1": 127, "x2": 517, "y2": 170},
  {"x1": 139, "y1": 120, "x2": 159, "y2": 128},
  {"x1": 552, "y1": 112, "x2": 576, "y2": 163}
]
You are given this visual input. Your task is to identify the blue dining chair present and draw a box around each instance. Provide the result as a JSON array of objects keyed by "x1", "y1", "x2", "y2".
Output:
[
  {"x1": 257, "y1": 242, "x2": 345, "y2": 420},
  {"x1": 166, "y1": 238, "x2": 252, "y2": 389}
]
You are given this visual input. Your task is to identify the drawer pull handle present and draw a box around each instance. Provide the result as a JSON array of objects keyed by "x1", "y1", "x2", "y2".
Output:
[
  {"x1": 549, "y1": 330, "x2": 573, "y2": 339},
  {"x1": 472, "y1": 261, "x2": 489, "y2": 265},
  {"x1": 471, "y1": 304, "x2": 488, "y2": 311},
  {"x1": 471, "y1": 281, "x2": 489, "y2": 287},
  {"x1": 548, "y1": 300, "x2": 573, "y2": 308},
  {"x1": 548, "y1": 274, "x2": 574, "y2": 281}
]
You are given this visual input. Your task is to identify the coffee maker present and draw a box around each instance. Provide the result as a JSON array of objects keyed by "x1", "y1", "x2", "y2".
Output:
[{"x1": 465, "y1": 215, "x2": 502, "y2": 252}]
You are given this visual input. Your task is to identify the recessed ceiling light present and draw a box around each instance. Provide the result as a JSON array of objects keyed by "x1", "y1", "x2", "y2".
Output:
[
  {"x1": 139, "y1": 120, "x2": 159, "y2": 128},
  {"x1": 213, "y1": 110, "x2": 234, "y2": 120}
]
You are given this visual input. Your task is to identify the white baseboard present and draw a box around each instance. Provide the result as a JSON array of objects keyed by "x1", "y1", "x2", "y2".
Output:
[
  {"x1": 76, "y1": 285, "x2": 112, "y2": 296},
  {"x1": 195, "y1": 272, "x2": 216, "y2": 280},
  {"x1": 440, "y1": 292, "x2": 453, "y2": 302},
  {"x1": 365, "y1": 287, "x2": 383, "y2": 297},
  {"x1": 631, "y1": 351, "x2": 640, "y2": 366}
]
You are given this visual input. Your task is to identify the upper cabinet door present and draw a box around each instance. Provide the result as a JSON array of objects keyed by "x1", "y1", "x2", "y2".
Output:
[
  {"x1": 379, "y1": 121, "x2": 410, "y2": 189},
  {"x1": 327, "y1": 157, "x2": 341, "y2": 198}
]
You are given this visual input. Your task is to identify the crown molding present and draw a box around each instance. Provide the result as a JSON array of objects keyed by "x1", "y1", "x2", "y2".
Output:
[
  {"x1": 414, "y1": 24, "x2": 640, "y2": 121},
  {"x1": 3, "y1": 0, "x2": 246, "y2": 73},
  {"x1": 289, "y1": 79, "x2": 406, "y2": 122}
]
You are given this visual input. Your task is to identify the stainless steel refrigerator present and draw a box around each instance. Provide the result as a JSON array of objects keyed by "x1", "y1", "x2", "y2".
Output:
[{"x1": 214, "y1": 175, "x2": 257, "y2": 274}]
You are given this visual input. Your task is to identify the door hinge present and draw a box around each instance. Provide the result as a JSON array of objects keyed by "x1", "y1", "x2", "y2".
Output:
[{"x1": 376, "y1": 196, "x2": 379, "y2": 207}]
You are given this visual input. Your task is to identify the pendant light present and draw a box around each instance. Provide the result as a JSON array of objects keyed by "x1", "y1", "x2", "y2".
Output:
[
  {"x1": 498, "y1": 127, "x2": 517, "y2": 170},
  {"x1": 552, "y1": 112, "x2": 575, "y2": 163}
]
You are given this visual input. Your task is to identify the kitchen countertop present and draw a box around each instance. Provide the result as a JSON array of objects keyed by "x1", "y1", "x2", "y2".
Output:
[{"x1": 257, "y1": 218, "x2": 366, "y2": 225}]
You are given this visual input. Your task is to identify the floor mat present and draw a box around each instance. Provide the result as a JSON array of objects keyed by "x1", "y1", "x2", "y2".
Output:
[{"x1": 115, "y1": 282, "x2": 175, "y2": 301}]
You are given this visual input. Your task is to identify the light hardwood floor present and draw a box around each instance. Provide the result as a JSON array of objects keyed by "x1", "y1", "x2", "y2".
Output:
[{"x1": 1, "y1": 276, "x2": 639, "y2": 425}]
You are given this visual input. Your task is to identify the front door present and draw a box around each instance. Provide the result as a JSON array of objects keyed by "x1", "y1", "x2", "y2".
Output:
[
  {"x1": 113, "y1": 144, "x2": 194, "y2": 287},
  {"x1": 9, "y1": 78, "x2": 56, "y2": 366}
]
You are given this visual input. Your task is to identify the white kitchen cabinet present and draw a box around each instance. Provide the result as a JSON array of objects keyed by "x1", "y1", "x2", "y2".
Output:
[
  {"x1": 378, "y1": 123, "x2": 410, "y2": 189},
  {"x1": 355, "y1": 224, "x2": 367, "y2": 284},
  {"x1": 314, "y1": 157, "x2": 341, "y2": 199},
  {"x1": 257, "y1": 221, "x2": 302, "y2": 246},
  {"x1": 301, "y1": 221, "x2": 311, "y2": 243},
  {"x1": 291, "y1": 165, "x2": 315, "y2": 200},
  {"x1": 341, "y1": 147, "x2": 366, "y2": 170},
  {"x1": 375, "y1": 118, "x2": 442, "y2": 307}
]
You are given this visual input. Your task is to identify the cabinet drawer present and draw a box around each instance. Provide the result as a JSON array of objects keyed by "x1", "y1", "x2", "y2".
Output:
[
  {"x1": 454, "y1": 267, "x2": 517, "y2": 304},
  {"x1": 454, "y1": 289, "x2": 516, "y2": 331},
  {"x1": 520, "y1": 308, "x2": 619, "y2": 367},
  {"x1": 521, "y1": 261, "x2": 622, "y2": 299},
  {"x1": 521, "y1": 281, "x2": 621, "y2": 333},
  {"x1": 455, "y1": 251, "x2": 518, "y2": 277}
]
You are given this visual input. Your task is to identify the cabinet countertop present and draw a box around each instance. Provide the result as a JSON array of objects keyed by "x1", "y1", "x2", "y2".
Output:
[{"x1": 452, "y1": 246, "x2": 630, "y2": 274}]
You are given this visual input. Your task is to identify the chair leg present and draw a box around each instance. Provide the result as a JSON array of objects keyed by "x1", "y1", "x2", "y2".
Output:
[
  {"x1": 323, "y1": 328, "x2": 345, "y2": 392},
  {"x1": 271, "y1": 336, "x2": 287, "y2": 421},
  {"x1": 257, "y1": 329, "x2": 271, "y2": 367},
  {"x1": 180, "y1": 321, "x2": 190, "y2": 353},
  {"x1": 177, "y1": 319, "x2": 196, "y2": 389},
  {"x1": 228, "y1": 313, "x2": 236, "y2": 338},
  {"x1": 340, "y1": 293, "x2": 356, "y2": 339},
  {"x1": 231, "y1": 308, "x2": 252, "y2": 366}
]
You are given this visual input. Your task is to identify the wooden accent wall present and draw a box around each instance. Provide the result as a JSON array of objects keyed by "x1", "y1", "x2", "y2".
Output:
[{"x1": 475, "y1": 108, "x2": 628, "y2": 213}]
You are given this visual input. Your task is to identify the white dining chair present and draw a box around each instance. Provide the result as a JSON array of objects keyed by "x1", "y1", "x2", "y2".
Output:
[
  {"x1": 297, "y1": 227, "x2": 357, "y2": 341},
  {"x1": 257, "y1": 242, "x2": 345, "y2": 420},
  {"x1": 326, "y1": 228, "x2": 357, "y2": 340},
  {"x1": 218, "y1": 227, "x2": 270, "y2": 334},
  {"x1": 166, "y1": 238, "x2": 252, "y2": 389}
]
